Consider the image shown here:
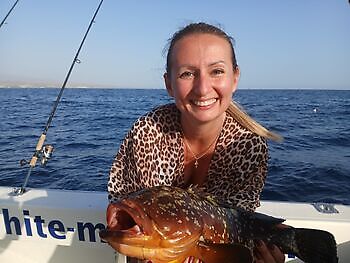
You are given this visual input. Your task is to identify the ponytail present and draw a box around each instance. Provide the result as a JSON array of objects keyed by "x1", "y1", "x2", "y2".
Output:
[{"x1": 226, "y1": 101, "x2": 282, "y2": 142}]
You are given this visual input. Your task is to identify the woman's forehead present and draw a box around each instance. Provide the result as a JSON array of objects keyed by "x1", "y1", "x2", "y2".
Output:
[{"x1": 170, "y1": 33, "x2": 232, "y2": 66}]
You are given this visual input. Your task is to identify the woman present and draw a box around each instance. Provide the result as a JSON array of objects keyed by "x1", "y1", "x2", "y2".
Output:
[{"x1": 108, "y1": 22, "x2": 284, "y2": 263}]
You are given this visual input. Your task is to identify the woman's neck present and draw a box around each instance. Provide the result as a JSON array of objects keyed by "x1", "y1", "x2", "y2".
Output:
[
  {"x1": 181, "y1": 113, "x2": 226, "y2": 186},
  {"x1": 181, "y1": 113, "x2": 225, "y2": 144}
]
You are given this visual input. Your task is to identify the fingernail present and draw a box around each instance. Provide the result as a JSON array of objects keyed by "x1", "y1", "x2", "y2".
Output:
[{"x1": 267, "y1": 243, "x2": 275, "y2": 250}]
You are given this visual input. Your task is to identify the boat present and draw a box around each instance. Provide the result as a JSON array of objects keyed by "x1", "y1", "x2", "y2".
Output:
[
  {"x1": 1, "y1": 2, "x2": 349, "y2": 262},
  {"x1": 257, "y1": 200, "x2": 350, "y2": 262},
  {"x1": 1, "y1": 185, "x2": 349, "y2": 262}
]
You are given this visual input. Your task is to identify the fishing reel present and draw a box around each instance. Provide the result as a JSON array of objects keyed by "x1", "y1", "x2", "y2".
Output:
[
  {"x1": 20, "y1": 144, "x2": 54, "y2": 167},
  {"x1": 41, "y1": 144, "x2": 54, "y2": 166}
]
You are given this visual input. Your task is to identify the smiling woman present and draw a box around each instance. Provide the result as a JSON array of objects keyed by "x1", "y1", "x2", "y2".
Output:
[{"x1": 107, "y1": 22, "x2": 283, "y2": 263}]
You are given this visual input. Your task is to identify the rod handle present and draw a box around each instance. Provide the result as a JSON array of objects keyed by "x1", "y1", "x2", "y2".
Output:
[{"x1": 29, "y1": 133, "x2": 46, "y2": 167}]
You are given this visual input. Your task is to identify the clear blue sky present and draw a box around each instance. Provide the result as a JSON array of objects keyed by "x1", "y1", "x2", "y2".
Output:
[{"x1": 0, "y1": 0, "x2": 349, "y2": 89}]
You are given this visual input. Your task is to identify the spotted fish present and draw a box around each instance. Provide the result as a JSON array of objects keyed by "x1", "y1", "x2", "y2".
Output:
[{"x1": 99, "y1": 185, "x2": 338, "y2": 263}]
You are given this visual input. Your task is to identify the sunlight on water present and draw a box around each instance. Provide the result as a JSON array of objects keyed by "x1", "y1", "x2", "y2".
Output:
[{"x1": 0, "y1": 88, "x2": 349, "y2": 205}]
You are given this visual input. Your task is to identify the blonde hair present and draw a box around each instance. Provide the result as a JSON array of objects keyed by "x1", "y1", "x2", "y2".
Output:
[
  {"x1": 226, "y1": 101, "x2": 282, "y2": 141},
  {"x1": 165, "y1": 22, "x2": 282, "y2": 141}
]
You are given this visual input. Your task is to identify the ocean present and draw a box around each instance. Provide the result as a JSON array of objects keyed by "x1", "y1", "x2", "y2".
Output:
[{"x1": 0, "y1": 88, "x2": 349, "y2": 205}]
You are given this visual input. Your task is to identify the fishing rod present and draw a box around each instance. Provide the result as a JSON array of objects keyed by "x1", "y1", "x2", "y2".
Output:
[
  {"x1": 14, "y1": 0, "x2": 104, "y2": 195},
  {"x1": 0, "y1": 0, "x2": 20, "y2": 29}
]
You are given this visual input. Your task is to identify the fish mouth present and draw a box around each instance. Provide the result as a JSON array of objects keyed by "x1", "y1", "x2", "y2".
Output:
[
  {"x1": 99, "y1": 201, "x2": 202, "y2": 261},
  {"x1": 99, "y1": 201, "x2": 153, "y2": 243}
]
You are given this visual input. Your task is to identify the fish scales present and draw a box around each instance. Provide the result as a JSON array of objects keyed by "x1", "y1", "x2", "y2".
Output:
[{"x1": 100, "y1": 185, "x2": 338, "y2": 263}]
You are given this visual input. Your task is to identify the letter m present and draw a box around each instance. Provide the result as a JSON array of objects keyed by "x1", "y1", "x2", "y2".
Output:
[{"x1": 77, "y1": 222, "x2": 105, "y2": 242}]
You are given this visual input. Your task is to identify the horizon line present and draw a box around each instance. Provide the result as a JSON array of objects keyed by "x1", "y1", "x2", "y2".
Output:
[{"x1": 0, "y1": 85, "x2": 349, "y2": 91}]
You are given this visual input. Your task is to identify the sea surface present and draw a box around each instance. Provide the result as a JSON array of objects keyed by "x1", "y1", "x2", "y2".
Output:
[{"x1": 0, "y1": 88, "x2": 349, "y2": 205}]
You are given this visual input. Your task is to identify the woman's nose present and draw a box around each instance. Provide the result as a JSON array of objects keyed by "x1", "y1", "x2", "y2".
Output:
[{"x1": 193, "y1": 72, "x2": 211, "y2": 96}]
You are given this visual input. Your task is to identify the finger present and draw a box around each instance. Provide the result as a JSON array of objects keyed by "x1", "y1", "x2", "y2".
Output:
[
  {"x1": 253, "y1": 251, "x2": 264, "y2": 263},
  {"x1": 267, "y1": 244, "x2": 285, "y2": 263},
  {"x1": 253, "y1": 252, "x2": 264, "y2": 263},
  {"x1": 255, "y1": 240, "x2": 276, "y2": 263},
  {"x1": 254, "y1": 258, "x2": 265, "y2": 263},
  {"x1": 253, "y1": 247, "x2": 262, "y2": 262}
]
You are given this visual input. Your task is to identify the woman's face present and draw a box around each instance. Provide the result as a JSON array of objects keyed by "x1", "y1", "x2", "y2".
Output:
[{"x1": 164, "y1": 33, "x2": 239, "y2": 127}]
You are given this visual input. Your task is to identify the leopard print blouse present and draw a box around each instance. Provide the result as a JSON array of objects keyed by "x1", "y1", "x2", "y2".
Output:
[{"x1": 108, "y1": 103, "x2": 268, "y2": 212}]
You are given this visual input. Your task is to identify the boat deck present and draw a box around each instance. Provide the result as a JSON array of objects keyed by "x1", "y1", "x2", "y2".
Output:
[{"x1": 1, "y1": 187, "x2": 349, "y2": 262}]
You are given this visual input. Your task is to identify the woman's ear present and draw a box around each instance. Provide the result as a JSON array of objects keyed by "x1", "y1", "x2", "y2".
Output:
[
  {"x1": 232, "y1": 66, "x2": 240, "y2": 93},
  {"x1": 234, "y1": 66, "x2": 240, "y2": 82},
  {"x1": 164, "y1": 73, "x2": 174, "y2": 97}
]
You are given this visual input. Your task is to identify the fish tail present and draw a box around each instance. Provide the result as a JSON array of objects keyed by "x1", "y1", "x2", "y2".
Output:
[{"x1": 274, "y1": 228, "x2": 338, "y2": 263}]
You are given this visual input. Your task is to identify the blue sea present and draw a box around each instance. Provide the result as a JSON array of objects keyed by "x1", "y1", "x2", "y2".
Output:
[{"x1": 0, "y1": 88, "x2": 349, "y2": 205}]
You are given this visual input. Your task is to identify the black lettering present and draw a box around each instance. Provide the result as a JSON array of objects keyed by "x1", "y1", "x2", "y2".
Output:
[
  {"x1": 2, "y1": 208, "x2": 21, "y2": 235},
  {"x1": 34, "y1": 216, "x2": 47, "y2": 238},
  {"x1": 48, "y1": 220, "x2": 66, "y2": 239},
  {"x1": 77, "y1": 222, "x2": 105, "y2": 242},
  {"x1": 23, "y1": 210, "x2": 33, "y2": 236}
]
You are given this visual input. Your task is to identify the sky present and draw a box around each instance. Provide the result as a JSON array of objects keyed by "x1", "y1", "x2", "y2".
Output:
[{"x1": 0, "y1": 0, "x2": 349, "y2": 89}]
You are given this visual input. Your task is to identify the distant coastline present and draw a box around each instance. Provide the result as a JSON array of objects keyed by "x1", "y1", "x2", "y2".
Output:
[{"x1": 0, "y1": 86, "x2": 349, "y2": 91}]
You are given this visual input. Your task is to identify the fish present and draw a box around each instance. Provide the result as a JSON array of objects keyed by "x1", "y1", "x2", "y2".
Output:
[{"x1": 99, "y1": 185, "x2": 338, "y2": 263}]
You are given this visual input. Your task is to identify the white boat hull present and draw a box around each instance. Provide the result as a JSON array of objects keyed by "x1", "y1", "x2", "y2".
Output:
[
  {"x1": 256, "y1": 199, "x2": 350, "y2": 262},
  {"x1": 1, "y1": 186, "x2": 349, "y2": 262}
]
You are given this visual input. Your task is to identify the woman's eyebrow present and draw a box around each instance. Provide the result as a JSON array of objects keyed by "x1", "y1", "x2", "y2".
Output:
[{"x1": 208, "y1": 60, "x2": 226, "y2": 66}]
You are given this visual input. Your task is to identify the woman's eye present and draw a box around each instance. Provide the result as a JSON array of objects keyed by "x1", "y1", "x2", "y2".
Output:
[
  {"x1": 211, "y1": 68, "x2": 225, "y2": 76},
  {"x1": 179, "y1": 71, "x2": 194, "y2": 79}
]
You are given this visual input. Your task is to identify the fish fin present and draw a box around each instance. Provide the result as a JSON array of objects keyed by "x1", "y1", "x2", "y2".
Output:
[
  {"x1": 273, "y1": 228, "x2": 338, "y2": 263},
  {"x1": 193, "y1": 242, "x2": 253, "y2": 263},
  {"x1": 235, "y1": 209, "x2": 285, "y2": 239},
  {"x1": 242, "y1": 209, "x2": 285, "y2": 226},
  {"x1": 293, "y1": 228, "x2": 338, "y2": 263}
]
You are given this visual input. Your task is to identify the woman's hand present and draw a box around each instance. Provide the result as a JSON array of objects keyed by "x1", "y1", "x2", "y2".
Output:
[{"x1": 254, "y1": 240, "x2": 285, "y2": 263}]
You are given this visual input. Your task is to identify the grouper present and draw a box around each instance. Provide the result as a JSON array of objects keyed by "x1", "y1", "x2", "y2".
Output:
[{"x1": 99, "y1": 185, "x2": 338, "y2": 263}]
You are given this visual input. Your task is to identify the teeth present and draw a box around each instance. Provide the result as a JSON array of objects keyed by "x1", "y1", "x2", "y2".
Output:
[{"x1": 193, "y1": 98, "x2": 217, "y2": 106}]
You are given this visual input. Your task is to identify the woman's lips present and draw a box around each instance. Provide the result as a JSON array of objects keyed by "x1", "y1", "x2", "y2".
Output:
[{"x1": 191, "y1": 98, "x2": 217, "y2": 107}]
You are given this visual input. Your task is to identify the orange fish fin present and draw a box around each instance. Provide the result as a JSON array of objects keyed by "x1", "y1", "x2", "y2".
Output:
[{"x1": 193, "y1": 242, "x2": 253, "y2": 263}]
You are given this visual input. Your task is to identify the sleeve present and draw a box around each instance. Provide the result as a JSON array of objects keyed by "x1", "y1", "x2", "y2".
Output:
[
  {"x1": 229, "y1": 136, "x2": 268, "y2": 212},
  {"x1": 107, "y1": 127, "x2": 138, "y2": 202}
]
